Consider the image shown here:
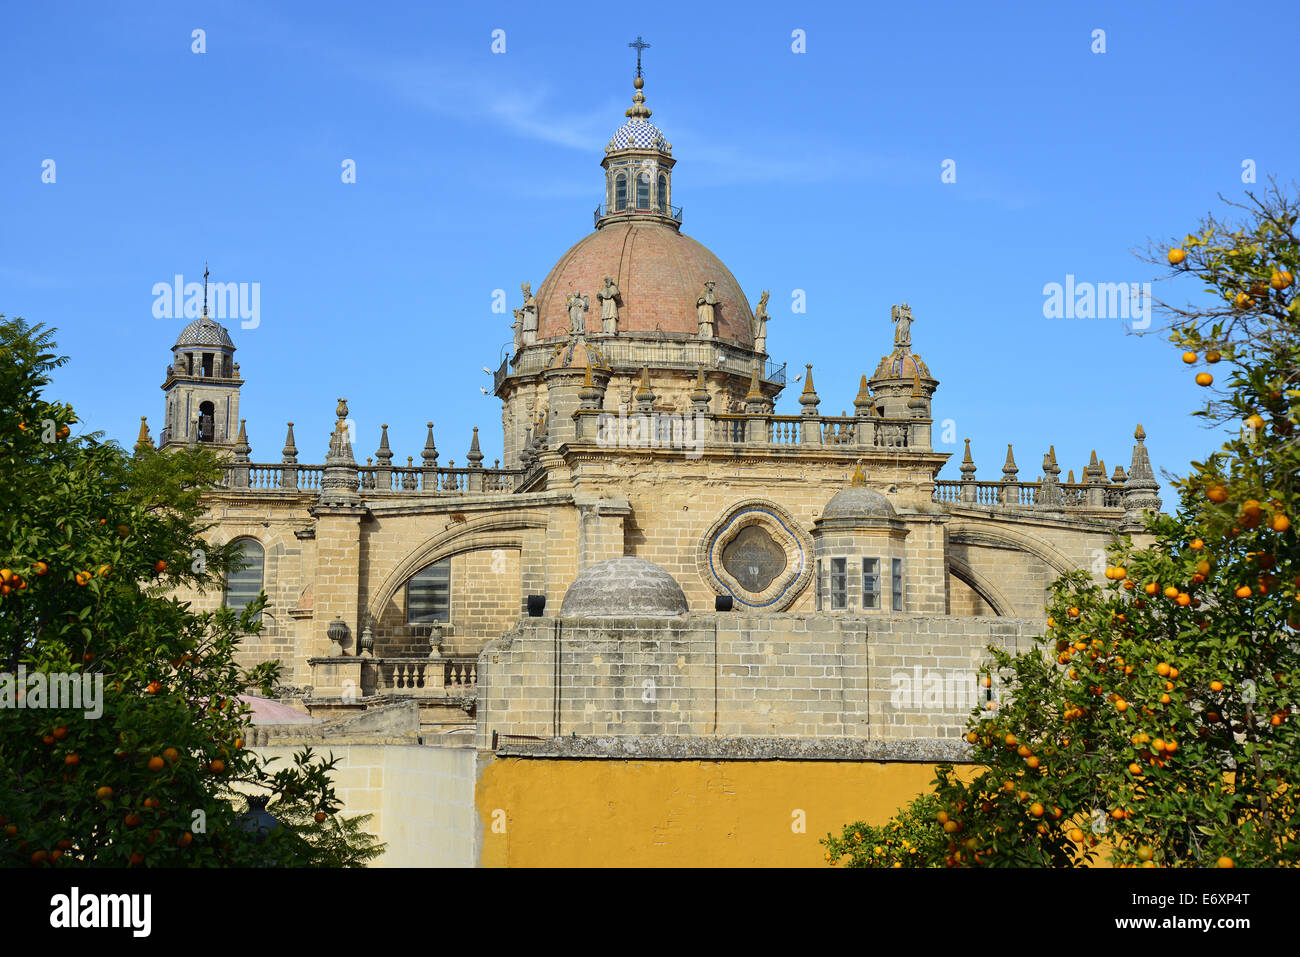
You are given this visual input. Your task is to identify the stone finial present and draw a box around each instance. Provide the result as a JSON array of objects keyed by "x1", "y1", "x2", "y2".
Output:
[
  {"x1": 853, "y1": 375, "x2": 873, "y2": 416},
  {"x1": 319, "y1": 398, "x2": 360, "y2": 506},
  {"x1": 1123, "y1": 422, "x2": 1162, "y2": 525},
  {"x1": 135, "y1": 416, "x2": 153, "y2": 452},
  {"x1": 1066, "y1": 469, "x2": 1076, "y2": 484},
  {"x1": 232, "y1": 419, "x2": 251, "y2": 462},
  {"x1": 635, "y1": 367, "x2": 656, "y2": 412},
  {"x1": 1001, "y1": 443, "x2": 1018, "y2": 482},
  {"x1": 375, "y1": 424, "x2": 393, "y2": 466},
  {"x1": 1085, "y1": 449, "x2": 1106, "y2": 485},
  {"x1": 579, "y1": 360, "x2": 606, "y2": 411},
  {"x1": 745, "y1": 364, "x2": 763, "y2": 400},
  {"x1": 690, "y1": 364, "x2": 711, "y2": 414},
  {"x1": 281, "y1": 422, "x2": 298, "y2": 463},
  {"x1": 467, "y1": 427, "x2": 484, "y2": 467},
  {"x1": 960, "y1": 438, "x2": 976, "y2": 479},
  {"x1": 1111, "y1": 464, "x2": 1127, "y2": 484},
  {"x1": 798, "y1": 364, "x2": 820, "y2": 415},
  {"x1": 421, "y1": 422, "x2": 439, "y2": 467},
  {"x1": 1043, "y1": 445, "x2": 1059, "y2": 474}
]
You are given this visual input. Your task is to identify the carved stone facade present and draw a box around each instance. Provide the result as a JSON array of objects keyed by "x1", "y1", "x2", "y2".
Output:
[{"x1": 155, "y1": 71, "x2": 1160, "y2": 743}]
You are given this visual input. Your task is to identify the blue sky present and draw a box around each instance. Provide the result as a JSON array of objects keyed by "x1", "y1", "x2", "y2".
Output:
[{"x1": 2, "y1": 1, "x2": 1293, "y2": 489}]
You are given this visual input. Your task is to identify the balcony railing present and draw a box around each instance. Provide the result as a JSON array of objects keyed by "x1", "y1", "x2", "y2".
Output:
[
  {"x1": 219, "y1": 463, "x2": 523, "y2": 494},
  {"x1": 594, "y1": 203, "x2": 683, "y2": 226}
]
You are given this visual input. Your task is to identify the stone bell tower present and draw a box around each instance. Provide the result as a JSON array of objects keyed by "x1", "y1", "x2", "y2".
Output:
[{"x1": 158, "y1": 269, "x2": 243, "y2": 449}]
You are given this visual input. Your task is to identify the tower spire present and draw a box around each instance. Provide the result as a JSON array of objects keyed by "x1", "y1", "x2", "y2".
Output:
[{"x1": 202, "y1": 262, "x2": 210, "y2": 318}]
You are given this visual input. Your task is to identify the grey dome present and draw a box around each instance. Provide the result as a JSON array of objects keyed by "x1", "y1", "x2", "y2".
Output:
[
  {"x1": 175, "y1": 316, "x2": 235, "y2": 349},
  {"x1": 822, "y1": 487, "x2": 897, "y2": 520},
  {"x1": 560, "y1": 557, "x2": 688, "y2": 618}
]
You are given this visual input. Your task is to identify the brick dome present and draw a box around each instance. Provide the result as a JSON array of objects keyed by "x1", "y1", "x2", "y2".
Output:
[{"x1": 534, "y1": 222, "x2": 755, "y2": 348}]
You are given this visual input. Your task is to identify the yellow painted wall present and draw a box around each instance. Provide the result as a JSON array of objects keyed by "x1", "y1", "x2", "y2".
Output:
[{"x1": 476, "y1": 757, "x2": 949, "y2": 867}]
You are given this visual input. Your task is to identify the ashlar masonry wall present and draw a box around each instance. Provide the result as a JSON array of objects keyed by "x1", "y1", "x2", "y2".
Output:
[{"x1": 476, "y1": 613, "x2": 1043, "y2": 751}]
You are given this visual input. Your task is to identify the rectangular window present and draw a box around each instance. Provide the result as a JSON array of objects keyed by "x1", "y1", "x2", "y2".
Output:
[
  {"x1": 862, "y1": 558, "x2": 880, "y2": 609},
  {"x1": 815, "y1": 560, "x2": 823, "y2": 611},
  {"x1": 407, "y1": 560, "x2": 451, "y2": 623},
  {"x1": 830, "y1": 558, "x2": 846, "y2": 610},
  {"x1": 892, "y1": 558, "x2": 904, "y2": 612}
]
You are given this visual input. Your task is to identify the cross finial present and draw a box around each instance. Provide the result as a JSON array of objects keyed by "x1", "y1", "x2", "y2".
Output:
[
  {"x1": 202, "y1": 262, "x2": 210, "y2": 318},
  {"x1": 628, "y1": 36, "x2": 651, "y2": 78}
]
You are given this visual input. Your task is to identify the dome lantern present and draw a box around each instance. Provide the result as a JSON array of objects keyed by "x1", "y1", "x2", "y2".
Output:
[{"x1": 597, "y1": 55, "x2": 679, "y2": 231}]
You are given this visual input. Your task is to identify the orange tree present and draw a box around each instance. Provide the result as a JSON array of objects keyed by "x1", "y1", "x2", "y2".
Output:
[
  {"x1": 0, "y1": 317, "x2": 380, "y2": 866},
  {"x1": 825, "y1": 185, "x2": 1299, "y2": 868}
]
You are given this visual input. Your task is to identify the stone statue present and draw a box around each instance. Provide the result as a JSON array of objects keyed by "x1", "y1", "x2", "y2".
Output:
[
  {"x1": 597, "y1": 276, "x2": 621, "y2": 334},
  {"x1": 567, "y1": 292, "x2": 589, "y2": 334},
  {"x1": 891, "y1": 302, "x2": 913, "y2": 350},
  {"x1": 520, "y1": 282, "x2": 538, "y2": 345},
  {"x1": 696, "y1": 281, "x2": 718, "y2": 339},
  {"x1": 753, "y1": 289, "x2": 770, "y2": 354}
]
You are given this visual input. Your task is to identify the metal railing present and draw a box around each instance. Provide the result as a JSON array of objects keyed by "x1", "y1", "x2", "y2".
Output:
[{"x1": 593, "y1": 203, "x2": 683, "y2": 226}]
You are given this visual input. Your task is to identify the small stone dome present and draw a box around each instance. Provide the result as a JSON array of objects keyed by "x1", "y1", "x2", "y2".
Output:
[
  {"x1": 560, "y1": 557, "x2": 688, "y2": 618},
  {"x1": 822, "y1": 486, "x2": 897, "y2": 520},
  {"x1": 872, "y1": 349, "x2": 930, "y2": 381},
  {"x1": 175, "y1": 315, "x2": 235, "y2": 349}
]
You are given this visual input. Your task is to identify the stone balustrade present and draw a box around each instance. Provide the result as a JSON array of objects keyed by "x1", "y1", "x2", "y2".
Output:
[
  {"x1": 933, "y1": 480, "x2": 1128, "y2": 510},
  {"x1": 221, "y1": 463, "x2": 522, "y2": 494},
  {"x1": 368, "y1": 657, "x2": 478, "y2": 697}
]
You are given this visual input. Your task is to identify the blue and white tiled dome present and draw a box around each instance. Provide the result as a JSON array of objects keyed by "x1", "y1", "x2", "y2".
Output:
[
  {"x1": 174, "y1": 315, "x2": 235, "y2": 349},
  {"x1": 609, "y1": 118, "x2": 669, "y2": 152}
]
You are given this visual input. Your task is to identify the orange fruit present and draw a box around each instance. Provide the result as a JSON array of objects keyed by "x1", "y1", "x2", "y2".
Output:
[
  {"x1": 1273, "y1": 514, "x2": 1291, "y2": 532},
  {"x1": 97, "y1": 564, "x2": 111, "y2": 578},
  {"x1": 146, "y1": 681, "x2": 161, "y2": 694},
  {"x1": 33, "y1": 561, "x2": 47, "y2": 576},
  {"x1": 63, "y1": 753, "x2": 79, "y2": 767},
  {"x1": 1235, "y1": 585, "x2": 1253, "y2": 599},
  {"x1": 129, "y1": 851, "x2": 145, "y2": 866},
  {"x1": 1206, "y1": 486, "x2": 1228, "y2": 503},
  {"x1": 1026, "y1": 756, "x2": 1040, "y2": 769},
  {"x1": 1168, "y1": 248, "x2": 1186, "y2": 265},
  {"x1": 177, "y1": 832, "x2": 193, "y2": 848},
  {"x1": 147, "y1": 756, "x2": 164, "y2": 772},
  {"x1": 1029, "y1": 803, "x2": 1044, "y2": 818},
  {"x1": 52, "y1": 725, "x2": 68, "y2": 740},
  {"x1": 1137, "y1": 845, "x2": 1154, "y2": 861},
  {"x1": 1069, "y1": 828, "x2": 1085, "y2": 844},
  {"x1": 1181, "y1": 351, "x2": 1197, "y2": 364},
  {"x1": 1190, "y1": 538, "x2": 1204, "y2": 550},
  {"x1": 314, "y1": 811, "x2": 328, "y2": 823},
  {"x1": 1195, "y1": 372, "x2": 1213, "y2": 386},
  {"x1": 163, "y1": 747, "x2": 179, "y2": 763},
  {"x1": 1217, "y1": 856, "x2": 1234, "y2": 868},
  {"x1": 1210, "y1": 680, "x2": 1223, "y2": 692},
  {"x1": 1272, "y1": 270, "x2": 1293, "y2": 289},
  {"x1": 1116, "y1": 699, "x2": 1128, "y2": 712},
  {"x1": 1144, "y1": 582, "x2": 1159, "y2": 595},
  {"x1": 1157, "y1": 662, "x2": 1171, "y2": 676},
  {"x1": 209, "y1": 759, "x2": 225, "y2": 775},
  {"x1": 95, "y1": 786, "x2": 112, "y2": 801},
  {"x1": 1129, "y1": 763, "x2": 1142, "y2": 775}
]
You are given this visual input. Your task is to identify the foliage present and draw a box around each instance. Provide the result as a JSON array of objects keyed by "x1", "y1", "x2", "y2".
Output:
[
  {"x1": 0, "y1": 316, "x2": 383, "y2": 867},
  {"x1": 825, "y1": 184, "x2": 1300, "y2": 868}
]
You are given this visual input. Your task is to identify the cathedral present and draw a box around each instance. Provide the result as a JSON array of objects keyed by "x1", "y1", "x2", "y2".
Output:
[{"x1": 145, "y1": 67, "x2": 1163, "y2": 864}]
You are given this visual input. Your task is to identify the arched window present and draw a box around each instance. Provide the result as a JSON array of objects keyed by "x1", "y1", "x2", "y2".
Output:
[
  {"x1": 657, "y1": 174, "x2": 667, "y2": 213},
  {"x1": 614, "y1": 173, "x2": 627, "y2": 211},
  {"x1": 636, "y1": 173, "x2": 650, "y2": 209},
  {"x1": 407, "y1": 558, "x2": 451, "y2": 623},
  {"x1": 198, "y1": 401, "x2": 215, "y2": 442},
  {"x1": 224, "y1": 538, "x2": 265, "y2": 621}
]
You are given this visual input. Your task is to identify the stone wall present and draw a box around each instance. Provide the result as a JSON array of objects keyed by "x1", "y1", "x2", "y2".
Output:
[{"x1": 476, "y1": 613, "x2": 1043, "y2": 752}]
